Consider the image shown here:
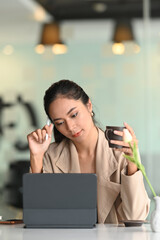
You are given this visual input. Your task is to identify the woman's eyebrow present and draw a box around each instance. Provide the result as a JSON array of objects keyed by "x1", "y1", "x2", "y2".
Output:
[
  {"x1": 67, "y1": 107, "x2": 76, "y2": 115},
  {"x1": 53, "y1": 107, "x2": 77, "y2": 122}
]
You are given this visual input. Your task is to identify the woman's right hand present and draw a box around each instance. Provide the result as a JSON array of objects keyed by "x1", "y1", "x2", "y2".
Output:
[{"x1": 27, "y1": 123, "x2": 53, "y2": 173}]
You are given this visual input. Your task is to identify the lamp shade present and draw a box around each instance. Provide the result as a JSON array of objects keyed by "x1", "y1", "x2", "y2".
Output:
[
  {"x1": 113, "y1": 20, "x2": 134, "y2": 43},
  {"x1": 40, "y1": 22, "x2": 63, "y2": 45}
]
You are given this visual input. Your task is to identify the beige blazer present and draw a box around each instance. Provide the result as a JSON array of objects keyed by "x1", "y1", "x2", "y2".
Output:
[{"x1": 41, "y1": 128, "x2": 150, "y2": 223}]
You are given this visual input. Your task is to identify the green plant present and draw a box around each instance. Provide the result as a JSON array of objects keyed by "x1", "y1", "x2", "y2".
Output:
[{"x1": 124, "y1": 141, "x2": 156, "y2": 197}]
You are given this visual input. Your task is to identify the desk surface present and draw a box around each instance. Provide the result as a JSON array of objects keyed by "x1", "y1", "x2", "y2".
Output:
[{"x1": 0, "y1": 224, "x2": 159, "y2": 240}]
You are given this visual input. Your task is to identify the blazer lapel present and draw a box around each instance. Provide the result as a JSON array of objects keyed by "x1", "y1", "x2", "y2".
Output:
[
  {"x1": 55, "y1": 140, "x2": 81, "y2": 173},
  {"x1": 96, "y1": 128, "x2": 121, "y2": 223}
]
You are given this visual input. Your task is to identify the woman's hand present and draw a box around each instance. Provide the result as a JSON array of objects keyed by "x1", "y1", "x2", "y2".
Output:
[
  {"x1": 27, "y1": 123, "x2": 53, "y2": 173},
  {"x1": 110, "y1": 122, "x2": 138, "y2": 175}
]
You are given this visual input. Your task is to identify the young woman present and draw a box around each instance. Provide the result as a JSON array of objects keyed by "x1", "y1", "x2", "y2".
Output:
[{"x1": 27, "y1": 79, "x2": 150, "y2": 223}]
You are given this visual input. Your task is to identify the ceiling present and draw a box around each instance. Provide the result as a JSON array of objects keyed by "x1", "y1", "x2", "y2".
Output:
[
  {"x1": 34, "y1": 0, "x2": 160, "y2": 21},
  {"x1": 0, "y1": 0, "x2": 52, "y2": 44},
  {"x1": 0, "y1": 0, "x2": 160, "y2": 46}
]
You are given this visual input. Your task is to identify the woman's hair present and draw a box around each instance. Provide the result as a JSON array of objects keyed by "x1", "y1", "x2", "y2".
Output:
[{"x1": 44, "y1": 79, "x2": 95, "y2": 143}]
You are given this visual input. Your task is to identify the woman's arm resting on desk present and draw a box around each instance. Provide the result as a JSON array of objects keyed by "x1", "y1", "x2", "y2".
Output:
[
  {"x1": 110, "y1": 122, "x2": 150, "y2": 221},
  {"x1": 117, "y1": 169, "x2": 150, "y2": 220}
]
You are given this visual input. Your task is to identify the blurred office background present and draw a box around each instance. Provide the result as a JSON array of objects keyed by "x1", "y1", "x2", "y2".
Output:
[{"x1": 0, "y1": 0, "x2": 160, "y2": 219}]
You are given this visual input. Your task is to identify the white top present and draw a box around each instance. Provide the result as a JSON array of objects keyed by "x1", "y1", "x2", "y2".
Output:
[{"x1": 0, "y1": 224, "x2": 158, "y2": 240}]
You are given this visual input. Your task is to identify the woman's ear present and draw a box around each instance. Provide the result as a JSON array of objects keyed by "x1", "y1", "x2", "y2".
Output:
[{"x1": 86, "y1": 99, "x2": 92, "y2": 113}]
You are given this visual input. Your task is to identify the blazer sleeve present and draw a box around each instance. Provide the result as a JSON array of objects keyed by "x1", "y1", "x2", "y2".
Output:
[
  {"x1": 117, "y1": 169, "x2": 150, "y2": 220},
  {"x1": 42, "y1": 150, "x2": 55, "y2": 173}
]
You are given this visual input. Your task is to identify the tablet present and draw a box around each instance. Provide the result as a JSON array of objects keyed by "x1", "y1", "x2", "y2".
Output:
[{"x1": 23, "y1": 173, "x2": 97, "y2": 228}]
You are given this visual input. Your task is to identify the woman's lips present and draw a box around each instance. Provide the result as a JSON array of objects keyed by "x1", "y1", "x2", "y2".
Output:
[{"x1": 72, "y1": 130, "x2": 82, "y2": 137}]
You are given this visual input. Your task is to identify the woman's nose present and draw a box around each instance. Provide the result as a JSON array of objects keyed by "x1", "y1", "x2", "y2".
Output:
[{"x1": 66, "y1": 119, "x2": 75, "y2": 131}]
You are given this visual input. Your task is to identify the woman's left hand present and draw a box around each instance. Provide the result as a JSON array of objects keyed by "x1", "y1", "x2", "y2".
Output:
[{"x1": 110, "y1": 122, "x2": 138, "y2": 175}]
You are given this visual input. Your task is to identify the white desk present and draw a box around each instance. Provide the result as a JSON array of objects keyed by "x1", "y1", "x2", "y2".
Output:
[{"x1": 0, "y1": 224, "x2": 159, "y2": 240}]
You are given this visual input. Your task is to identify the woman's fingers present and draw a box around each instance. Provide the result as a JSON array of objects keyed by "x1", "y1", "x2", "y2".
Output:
[
  {"x1": 43, "y1": 126, "x2": 53, "y2": 139},
  {"x1": 113, "y1": 130, "x2": 123, "y2": 136},
  {"x1": 114, "y1": 147, "x2": 132, "y2": 155},
  {"x1": 42, "y1": 124, "x2": 53, "y2": 141},
  {"x1": 113, "y1": 123, "x2": 138, "y2": 149},
  {"x1": 114, "y1": 123, "x2": 136, "y2": 139},
  {"x1": 27, "y1": 131, "x2": 43, "y2": 144},
  {"x1": 28, "y1": 124, "x2": 53, "y2": 145},
  {"x1": 124, "y1": 122, "x2": 136, "y2": 138},
  {"x1": 110, "y1": 139, "x2": 129, "y2": 147},
  {"x1": 112, "y1": 123, "x2": 139, "y2": 157},
  {"x1": 35, "y1": 129, "x2": 44, "y2": 143},
  {"x1": 30, "y1": 132, "x2": 39, "y2": 142},
  {"x1": 48, "y1": 123, "x2": 53, "y2": 135},
  {"x1": 42, "y1": 129, "x2": 47, "y2": 141},
  {"x1": 114, "y1": 124, "x2": 136, "y2": 141},
  {"x1": 43, "y1": 124, "x2": 53, "y2": 135}
]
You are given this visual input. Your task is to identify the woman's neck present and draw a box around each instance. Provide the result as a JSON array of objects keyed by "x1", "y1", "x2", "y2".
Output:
[{"x1": 73, "y1": 126, "x2": 98, "y2": 157}]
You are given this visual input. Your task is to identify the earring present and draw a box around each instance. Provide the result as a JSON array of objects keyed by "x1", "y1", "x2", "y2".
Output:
[{"x1": 91, "y1": 112, "x2": 94, "y2": 117}]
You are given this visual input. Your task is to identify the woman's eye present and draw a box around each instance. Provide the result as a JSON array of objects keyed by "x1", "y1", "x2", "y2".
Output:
[
  {"x1": 56, "y1": 122, "x2": 64, "y2": 126},
  {"x1": 71, "y1": 112, "x2": 78, "y2": 118}
]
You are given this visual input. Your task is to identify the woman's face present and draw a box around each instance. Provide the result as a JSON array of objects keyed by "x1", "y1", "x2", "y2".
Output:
[{"x1": 48, "y1": 97, "x2": 94, "y2": 143}]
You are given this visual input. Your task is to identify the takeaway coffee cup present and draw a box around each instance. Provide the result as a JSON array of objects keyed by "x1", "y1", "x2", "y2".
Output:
[{"x1": 105, "y1": 126, "x2": 125, "y2": 148}]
